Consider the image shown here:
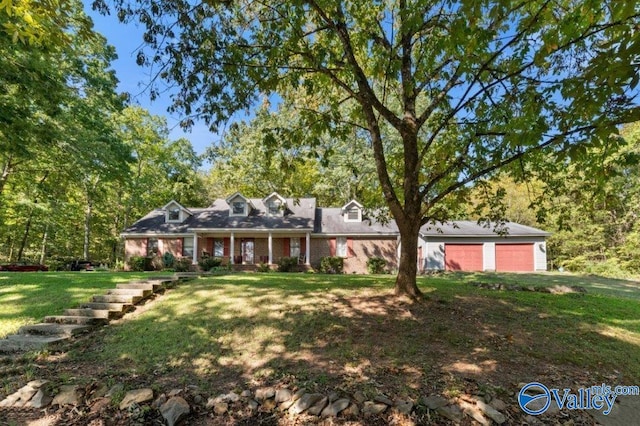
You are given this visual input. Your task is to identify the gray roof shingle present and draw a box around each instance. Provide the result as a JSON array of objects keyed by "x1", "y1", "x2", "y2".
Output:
[
  {"x1": 419, "y1": 221, "x2": 550, "y2": 237},
  {"x1": 314, "y1": 208, "x2": 398, "y2": 235}
]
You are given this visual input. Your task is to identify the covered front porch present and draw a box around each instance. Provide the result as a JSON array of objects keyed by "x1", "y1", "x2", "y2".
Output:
[{"x1": 192, "y1": 231, "x2": 311, "y2": 266}]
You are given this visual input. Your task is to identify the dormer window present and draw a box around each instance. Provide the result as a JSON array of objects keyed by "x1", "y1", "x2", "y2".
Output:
[
  {"x1": 263, "y1": 192, "x2": 287, "y2": 217},
  {"x1": 268, "y1": 200, "x2": 281, "y2": 215},
  {"x1": 233, "y1": 201, "x2": 245, "y2": 215},
  {"x1": 163, "y1": 200, "x2": 191, "y2": 223},
  {"x1": 226, "y1": 192, "x2": 253, "y2": 217},
  {"x1": 342, "y1": 199, "x2": 363, "y2": 222},
  {"x1": 168, "y1": 207, "x2": 180, "y2": 221}
]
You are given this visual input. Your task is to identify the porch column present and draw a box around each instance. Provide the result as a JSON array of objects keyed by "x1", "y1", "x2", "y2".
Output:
[
  {"x1": 230, "y1": 232, "x2": 235, "y2": 264},
  {"x1": 268, "y1": 232, "x2": 273, "y2": 264},
  {"x1": 305, "y1": 232, "x2": 311, "y2": 265},
  {"x1": 192, "y1": 233, "x2": 198, "y2": 265},
  {"x1": 397, "y1": 235, "x2": 401, "y2": 265}
]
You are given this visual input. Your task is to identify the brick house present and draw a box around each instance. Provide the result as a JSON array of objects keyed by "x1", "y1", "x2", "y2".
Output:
[
  {"x1": 121, "y1": 192, "x2": 549, "y2": 273},
  {"x1": 121, "y1": 193, "x2": 399, "y2": 273}
]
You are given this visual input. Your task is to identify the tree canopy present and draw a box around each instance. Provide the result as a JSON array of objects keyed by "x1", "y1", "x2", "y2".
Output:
[{"x1": 104, "y1": 0, "x2": 639, "y2": 297}]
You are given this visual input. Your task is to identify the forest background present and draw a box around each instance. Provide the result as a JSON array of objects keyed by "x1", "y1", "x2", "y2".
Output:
[{"x1": 2, "y1": 2, "x2": 639, "y2": 278}]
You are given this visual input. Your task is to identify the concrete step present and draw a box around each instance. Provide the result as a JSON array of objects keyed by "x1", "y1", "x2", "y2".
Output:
[
  {"x1": 80, "y1": 302, "x2": 131, "y2": 313},
  {"x1": 105, "y1": 288, "x2": 150, "y2": 298},
  {"x1": 0, "y1": 335, "x2": 68, "y2": 354},
  {"x1": 92, "y1": 294, "x2": 139, "y2": 304},
  {"x1": 64, "y1": 308, "x2": 113, "y2": 319},
  {"x1": 17, "y1": 323, "x2": 90, "y2": 337},
  {"x1": 116, "y1": 282, "x2": 162, "y2": 292},
  {"x1": 43, "y1": 316, "x2": 108, "y2": 326}
]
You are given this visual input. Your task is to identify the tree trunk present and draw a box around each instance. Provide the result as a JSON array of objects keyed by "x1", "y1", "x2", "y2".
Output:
[
  {"x1": 17, "y1": 209, "x2": 33, "y2": 262},
  {"x1": 39, "y1": 224, "x2": 49, "y2": 264},
  {"x1": 83, "y1": 196, "x2": 92, "y2": 261},
  {"x1": 394, "y1": 219, "x2": 423, "y2": 299}
]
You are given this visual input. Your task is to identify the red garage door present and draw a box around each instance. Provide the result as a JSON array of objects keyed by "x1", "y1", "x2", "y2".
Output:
[
  {"x1": 445, "y1": 244, "x2": 483, "y2": 271},
  {"x1": 496, "y1": 244, "x2": 534, "y2": 272}
]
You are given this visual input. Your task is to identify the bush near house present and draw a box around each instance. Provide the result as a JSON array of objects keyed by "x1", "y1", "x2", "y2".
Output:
[
  {"x1": 129, "y1": 256, "x2": 151, "y2": 272},
  {"x1": 162, "y1": 252, "x2": 175, "y2": 269},
  {"x1": 277, "y1": 256, "x2": 299, "y2": 272},
  {"x1": 366, "y1": 257, "x2": 387, "y2": 274},
  {"x1": 198, "y1": 256, "x2": 222, "y2": 271},
  {"x1": 320, "y1": 256, "x2": 344, "y2": 274}
]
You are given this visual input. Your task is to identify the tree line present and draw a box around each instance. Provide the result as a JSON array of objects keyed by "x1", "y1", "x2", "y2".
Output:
[{"x1": 0, "y1": 1, "x2": 205, "y2": 267}]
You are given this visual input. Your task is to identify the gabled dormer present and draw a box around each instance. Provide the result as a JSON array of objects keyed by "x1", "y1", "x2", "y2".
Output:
[
  {"x1": 263, "y1": 192, "x2": 287, "y2": 217},
  {"x1": 162, "y1": 200, "x2": 192, "y2": 223},
  {"x1": 226, "y1": 192, "x2": 254, "y2": 217},
  {"x1": 341, "y1": 199, "x2": 363, "y2": 222}
]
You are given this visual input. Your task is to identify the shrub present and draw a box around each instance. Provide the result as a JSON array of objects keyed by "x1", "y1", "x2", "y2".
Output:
[
  {"x1": 278, "y1": 256, "x2": 299, "y2": 272},
  {"x1": 367, "y1": 257, "x2": 387, "y2": 274},
  {"x1": 257, "y1": 262, "x2": 271, "y2": 273},
  {"x1": 198, "y1": 256, "x2": 222, "y2": 271},
  {"x1": 320, "y1": 256, "x2": 344, "y2": 274},
  {"x1": 129, "y1": 256, "x2": 147, "y2": 272},
  {"x1": 150, "y1": 255, "x2": 164, "y2": 271},
  {"x1": 162, "y1": 252, "x2": 175, "y2": 268},
  {"x1": 174, "y1": 257, "x2": 192, "y2": 272}
]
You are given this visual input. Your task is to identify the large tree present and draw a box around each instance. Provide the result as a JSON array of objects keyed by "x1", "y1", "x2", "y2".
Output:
[{"x1": 107, "y1": 0, "x2": 640, "y2": 298}]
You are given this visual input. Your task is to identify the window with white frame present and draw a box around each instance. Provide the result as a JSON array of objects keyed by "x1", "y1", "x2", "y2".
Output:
[
  {"x1": 214, "y1": 239, "x2": 224, "y2": 257},
  {"x1": 290, "y1": 237, "x2": 300, "y2": 257},
  {"x1": 232, "y1": 201, "x2": 245, "y2": 215},
  {"x1": 347, "y1": 208, "x2": 360, "y2": 221},
  {"x1": 183, "y1": 237, "x2": 194, "y2": 257},
  {"x1": 268, "y1": 200, "x2": 281, "y2": 216},
  {"x1": 336, "y1": 237, "x2": 347, "y2": 257},
  {"x1": 168, "y1": 207, "x2": 180, "y2": 221}
]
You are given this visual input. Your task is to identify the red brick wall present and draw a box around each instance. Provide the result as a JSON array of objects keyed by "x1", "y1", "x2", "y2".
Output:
[{"x1": 310, "y1": 237, "x2": 398, "y2": 274}]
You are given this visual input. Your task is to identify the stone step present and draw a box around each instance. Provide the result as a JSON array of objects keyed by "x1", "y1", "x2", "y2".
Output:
[
  {"x1": 92, "y1": 294, "x2": 140, "y2": 304},
  {"x1": 64, "y1": 308, "x2": 113, "y2": 319},
  {"x1": 116, "y1": 282, "x2": 162, "y2": 292},
  {"x1": 105, "y1": 288, "x2": 150, "y2": 298},
  {"x1": 43, "y1": 316, "x2": 109, "y2": 326},
  {"x1": 80, "y1": 302, "x2": 132, "y2": 313},
  {"x1": 0, "y1": 335, "x2": 68, "y2": 354},
  {"x1": 17, "y1": 323, "x2": 90, "y2": 337}
]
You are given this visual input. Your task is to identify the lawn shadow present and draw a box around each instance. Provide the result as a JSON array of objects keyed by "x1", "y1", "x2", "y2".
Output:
[{"x1": 62, "y1": 274, "x2": 640, "y2": 401}]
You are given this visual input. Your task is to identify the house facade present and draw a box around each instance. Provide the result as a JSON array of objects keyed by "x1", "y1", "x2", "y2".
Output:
[
  {"x1": 121, "y1": 193, "x2": 549, "y2": 273},
  {"x1": 121, "y1": 193, "x2": 399, "y2": 273}
]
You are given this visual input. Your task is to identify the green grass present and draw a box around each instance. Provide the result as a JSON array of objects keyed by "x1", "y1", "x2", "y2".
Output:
[
  {"x1": 0, "y1": 271, "x2": 169, "y2": 338},
  {"x1": 3, "y1": 271, "x2": 640, "y2": 403}
]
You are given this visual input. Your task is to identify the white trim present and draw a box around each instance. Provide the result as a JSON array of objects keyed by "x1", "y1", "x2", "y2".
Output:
[
  {"x1": 121, "y1": 233, "x2": 194, "y2": 238},
  {"x1": 268, "y1": 232, "x2": 273, "y2": 264},
  {"x1": 311, "y1": 233, "x2": 398, "y2": 237},
  {"x1": 305, "y1": 232, "x2": 310, "y2": 265},
  {"x1": 192, "y1": 234, "x2": 198, "y2": 265},
  {"x1": 186, "y1": 228, "x2": 313, "y2": 233}
]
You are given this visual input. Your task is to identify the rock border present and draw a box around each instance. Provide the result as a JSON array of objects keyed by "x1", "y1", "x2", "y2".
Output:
[{"x1": 0, "y1": 379, "x2": 509, "y2": 425}]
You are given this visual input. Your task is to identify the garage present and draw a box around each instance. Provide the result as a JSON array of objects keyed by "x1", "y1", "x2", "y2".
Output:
[
  {"x1": 495, "y1": 243, "x2": 534, "y2": 272},
  {"x1": 445, "y1": 244, "x2": 483, "y2": 271}
]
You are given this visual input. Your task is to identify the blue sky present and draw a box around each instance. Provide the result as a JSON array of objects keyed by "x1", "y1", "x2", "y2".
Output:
[{"x1": 84, "y1": 4, "x2": 217, "y2": 158}]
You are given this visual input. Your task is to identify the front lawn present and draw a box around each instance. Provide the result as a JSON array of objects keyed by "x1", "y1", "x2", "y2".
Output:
[
  {"x1": 1, "y1": 271, "x2": 639, "y2": 423},
  {"x1": 0, "y1": 272, "x2": 168, "y2": 338}
]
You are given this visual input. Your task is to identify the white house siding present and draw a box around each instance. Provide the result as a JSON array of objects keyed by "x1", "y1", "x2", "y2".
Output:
[
  {"x1": 535, "y1": 241, "x2": 547, "y2": 271},
  {"x1": 419, "y1": 236, "x2": 547, "y2": 272}
]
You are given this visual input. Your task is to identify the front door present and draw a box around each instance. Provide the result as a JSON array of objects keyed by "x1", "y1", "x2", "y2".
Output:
[{"x1": 241, "y1": 239, "x2": 255, "y2": 264}]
